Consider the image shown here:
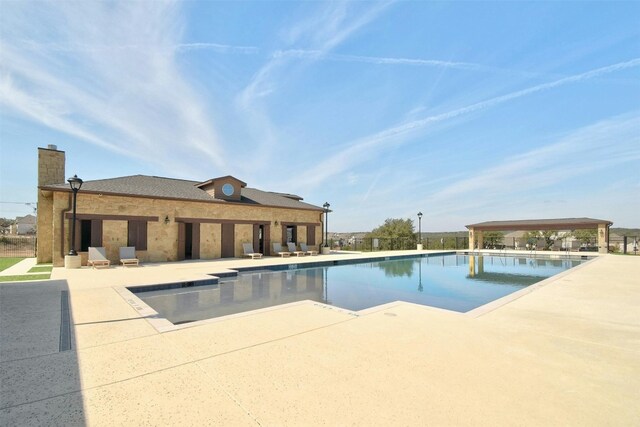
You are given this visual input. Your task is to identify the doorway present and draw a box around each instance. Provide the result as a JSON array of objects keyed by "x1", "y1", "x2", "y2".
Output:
[
  {"x1": 284, "y1": 225, "x2": 297, "y2": 244},
  {"x1": 253, "y1": 224, "x2": 269, "y2": 255},
  {"x1": 221, "y1": 223, "x2": 235, "y2": 258},
  {"x1": 178, "y1": 222, "x2": 200, "y2": 260}
]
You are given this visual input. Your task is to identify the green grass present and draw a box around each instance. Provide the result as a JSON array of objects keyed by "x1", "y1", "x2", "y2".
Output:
[
  {"x1": 0, "y1": 274, "x2": 51, "y2": 282},
  {"x1": 28, "y1": 265, "x2": 53, "y2": 273},
  {"x1": 0, "y1": 258, "x2": 24, "y2": 272}
]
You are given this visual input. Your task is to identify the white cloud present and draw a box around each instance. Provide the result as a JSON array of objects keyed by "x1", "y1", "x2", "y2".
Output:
[
  {"x1": 424, "y1": 113, "x2": 640, "y2": 214},
  {"x1": 291, "y1": 58, "x2": 640, "y2": 190},
  {"x1": 233, "y1": 1, "x2": 397, "y2": 183},
  {"x1": 0, "y1": 1, "x2": 228, "y2": 175},
  {"x1": 276, "y1": 50, "x2": 482, "y2": 70},
  {"x1": 237, "y1": 1, "x2": 395, "y2": 109}
]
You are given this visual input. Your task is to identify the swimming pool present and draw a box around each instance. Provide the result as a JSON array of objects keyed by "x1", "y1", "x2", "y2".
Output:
[{"x1": 130, "y1": 253, "x2": 590, "y2": 325}]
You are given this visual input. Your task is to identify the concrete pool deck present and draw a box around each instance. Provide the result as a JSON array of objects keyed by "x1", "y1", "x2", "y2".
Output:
[{"x1": 1, "y1": 251, "x2": 639, "y2": 425}]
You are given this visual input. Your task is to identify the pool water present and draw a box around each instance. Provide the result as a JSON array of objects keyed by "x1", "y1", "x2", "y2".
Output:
[{"x1": 132, "y1": 254, "x2": 587, "y2": 324}]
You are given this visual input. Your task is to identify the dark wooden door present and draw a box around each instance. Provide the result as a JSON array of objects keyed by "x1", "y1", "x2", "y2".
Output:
[
  {"x1": 307, "y1": 225, "x2": 316, "y2": 245},
  {"x1": 263, "y1": 224, "x2": 270, "y2": 256},
  {"x1": 192, "y1": 223, "x2": 200, "y2": 259},
  {"x1": 177, "y1": 222, "x2": 186, "y2": 261},
  {"x1": 221, "y1": 223, "x2": 235, "y2": 258}
]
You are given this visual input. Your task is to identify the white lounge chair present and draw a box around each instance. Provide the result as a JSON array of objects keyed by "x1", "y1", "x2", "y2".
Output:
[
  {"x1": 287, "y1": 242, "x2": 306, "y2": 257},
  {"x1": 119, "y1": 247, "x2": 139, "y2": 267},
  {"x1": 272, "y1": 242, "x2": 291, "y2": 257},
  {"x1": 88, "y1": 247, "x2": 110, "y2": 269},
  {"x1": 300, "y1": 243, "x2": 318, "y2": 256},
  {"x1": 242, "y1": 243, "x2": 263, "y2": 259}
]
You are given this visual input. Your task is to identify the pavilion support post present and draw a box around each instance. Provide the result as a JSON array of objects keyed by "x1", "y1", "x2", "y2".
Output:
[
  {"x1": 476, "y1": 231, "x2": 484, "y2": 250},
  {"x1": 598, "y1": 223, "x2": 609, "y2": 254},
  {"x1": 469, "y1": 228, "x2": 475, "y2": 250}
]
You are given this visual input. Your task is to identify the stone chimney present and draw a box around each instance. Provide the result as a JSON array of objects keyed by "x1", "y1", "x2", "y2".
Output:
[
  {"x1": 38, "y1": 145, "x2": 65, "y2": 186},
  {"x1": 37, "y1": 145, "x2": 66, "y2": 264}
]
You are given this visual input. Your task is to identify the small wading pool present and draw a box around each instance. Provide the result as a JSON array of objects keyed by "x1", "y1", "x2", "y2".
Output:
[{"x1": 129, "y1": 253, "x2": 591, "y2": 325}]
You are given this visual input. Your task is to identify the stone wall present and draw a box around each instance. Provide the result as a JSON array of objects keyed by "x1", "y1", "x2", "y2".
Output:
[
  {"x1": 37, "y1": 147, "x2": 66, "y2": 264},
  {"x1": 47, "y1": 191, "x2": 323, "y2": 266},
  {"x1": 37, "y1": 147, "x2": 65, "y2": 187},
  {"x1": 36, "y1": 192, "x2": 54, "y2": 263}
]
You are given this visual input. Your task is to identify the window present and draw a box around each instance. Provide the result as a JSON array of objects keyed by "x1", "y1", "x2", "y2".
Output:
[{"x1": 128, "y1": 220, "x2": 148, "y2": 250}]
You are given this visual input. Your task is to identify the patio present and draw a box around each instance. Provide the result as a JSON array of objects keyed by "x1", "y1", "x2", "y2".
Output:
[{"x1": 1, "y1": 251, "x2": 638, "y2": 425}]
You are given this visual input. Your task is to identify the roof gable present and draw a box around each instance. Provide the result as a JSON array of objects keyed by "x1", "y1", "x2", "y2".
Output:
[
  {"x1": 196, "y1": 175, "x2": 247, "y2": 189},
  {"x1": 196, "y1": 176, "x2": 246, "y2": 201}
]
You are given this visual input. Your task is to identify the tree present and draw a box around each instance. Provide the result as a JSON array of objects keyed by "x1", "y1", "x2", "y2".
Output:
[
  {"x1": 572, "y1": 229, "x2": 597, "y2": 245},
  {"x1": 366, "y1": 218, "x2": 416, "y2": 250},
  {"x1": 483, "y1": 231, "x2": 504, "y2": 248},
  {"x1": 0, "y1": 218, "x2": 13, "y2": 235},
  {"x1": 369, "y1": 218, "x2": 415, "y2": 237},
  {"x1": 523, "y1": 230, "x2": 558, "y2": 250}
]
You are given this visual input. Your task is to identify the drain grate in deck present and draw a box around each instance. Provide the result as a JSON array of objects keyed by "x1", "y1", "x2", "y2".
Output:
[{"x1": 59, "y1": 290, "x2": 72, "y2": 352}]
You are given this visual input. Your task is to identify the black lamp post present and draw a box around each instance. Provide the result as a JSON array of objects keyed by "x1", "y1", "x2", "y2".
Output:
[
  {"x1": 417, "y1": 212, "x2": 423, "y2": 246},
  {"x1": 67, "y1": 174, "x2": 83, "y2": 256},
  {"x1": 323, "y1": 202, "x2": 330, "y2": 248}
]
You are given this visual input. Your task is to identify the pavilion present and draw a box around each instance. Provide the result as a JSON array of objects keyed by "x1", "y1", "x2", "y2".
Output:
[{"x1": 466, "y1": 218, "x2": 613, "y2": 253}]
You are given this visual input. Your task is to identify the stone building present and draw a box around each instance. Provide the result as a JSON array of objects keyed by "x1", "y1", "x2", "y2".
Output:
[{"x1": 37, "y1": 146, "x2": 325, "y2": 266}]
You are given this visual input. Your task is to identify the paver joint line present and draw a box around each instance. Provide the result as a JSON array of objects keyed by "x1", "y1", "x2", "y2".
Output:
[
  {"x1": 74, "y1": 317, "x2": 143, "y2": 326},
  {"x1": 178, "y1": 316, "x2": 359, "y2": 363}
]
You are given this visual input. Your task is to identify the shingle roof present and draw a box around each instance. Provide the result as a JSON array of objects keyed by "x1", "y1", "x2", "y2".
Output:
[
  {"x1": 42, "y1": 175, "x2": 323, "y2": 211},
  {"x1": 16, "y1": 214, "x2": 36, "y2": 225},
  {"x1": 466, "y1": 217, "x2": 612, "y2": 230}
]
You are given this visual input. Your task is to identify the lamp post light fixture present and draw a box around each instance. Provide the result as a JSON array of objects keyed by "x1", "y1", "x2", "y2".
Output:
[
  {"x1": 323, "y1": 202, "x2": 330, "y2": 251},
  {"x1": 67, "y1": 174, "x2": 83, "y2": 256},
  {"x1": 417, "y1": 211, "x2": 423, "y2": 250}
]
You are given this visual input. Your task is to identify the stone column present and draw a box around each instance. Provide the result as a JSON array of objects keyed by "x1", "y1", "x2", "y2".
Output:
[
  {"x1": 468, "y1": 228, "x2": 475, "y2": 250},
  {"x1": 597, "y1": 224, "x2": 609, "y2": 254},
  {"x1": 476, "y1": 231, "x2": 484, "y2": 250}
]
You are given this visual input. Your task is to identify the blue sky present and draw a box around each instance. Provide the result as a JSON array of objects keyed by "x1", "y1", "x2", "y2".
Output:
[{"x1": 1, "y1": 1, "x2": 639, "y2": 231}]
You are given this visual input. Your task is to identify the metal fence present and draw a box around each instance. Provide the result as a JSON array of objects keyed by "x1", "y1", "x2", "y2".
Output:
[
  {"x1": 327, "y1": 234, "x2": 640, "y2": 255},
  {"x1": 331, "y1": 236, "x2": 469, "y2": 252},
  {"x1": 482, "y1": 236, "x2": 598, "y2": 251},
  {"x1": 610, "y1": 235, "x2": 639, "y2": 255},
  {"x1": 0, "y1": 236, "x2": 37, "y2": 257}
]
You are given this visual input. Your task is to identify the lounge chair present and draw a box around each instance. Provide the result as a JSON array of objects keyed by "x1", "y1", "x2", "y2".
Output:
[
  {"x1": 272, "y1": 242, "x2": 291, "y2": 257},
  {"x1": 88, "y1": 247, "x2": 111, "y2": 269},
  {"x1": 242, "y1": 243, "x2": 263, "y2": 259},
  {"x1": 287, "y1": 242, "x2": 306, "y2": 257},
  {"x1": 300, "y1": 243, "x2": 318, "y2": 256},
  {"x1": 119, "y1": 246, "x2": 139, "y2": 267}
]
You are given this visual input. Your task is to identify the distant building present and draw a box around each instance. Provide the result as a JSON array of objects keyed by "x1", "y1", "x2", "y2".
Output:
[
  {"x1": 12, "y1": 214, "x2": 36, "y2": 235},
  {"x1": 37, "y1": 146, "x2": 325, "y2": 266}
]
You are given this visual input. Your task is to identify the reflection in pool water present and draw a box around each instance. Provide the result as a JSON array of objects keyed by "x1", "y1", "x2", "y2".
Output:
[{"x1": 133, "y1": 254, "x2": 587, "y2": 324}]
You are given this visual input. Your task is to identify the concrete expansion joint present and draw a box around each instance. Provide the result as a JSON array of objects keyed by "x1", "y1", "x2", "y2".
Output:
[
  {"x1": 1, "y1": 359, "x2": 199, "y2": 412},
  {"x1": 69, "y1": 331, "x2": 159, "y2": 352},
  {"x1": 0, "y1": 387, "x2": 81, "y2": 412},
  {"x1": 182, "y1": 317, "x2": 359, "y2": 365},
  {"x1": 0, "y1": 349, "x2": 62, "y2": 365}
]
